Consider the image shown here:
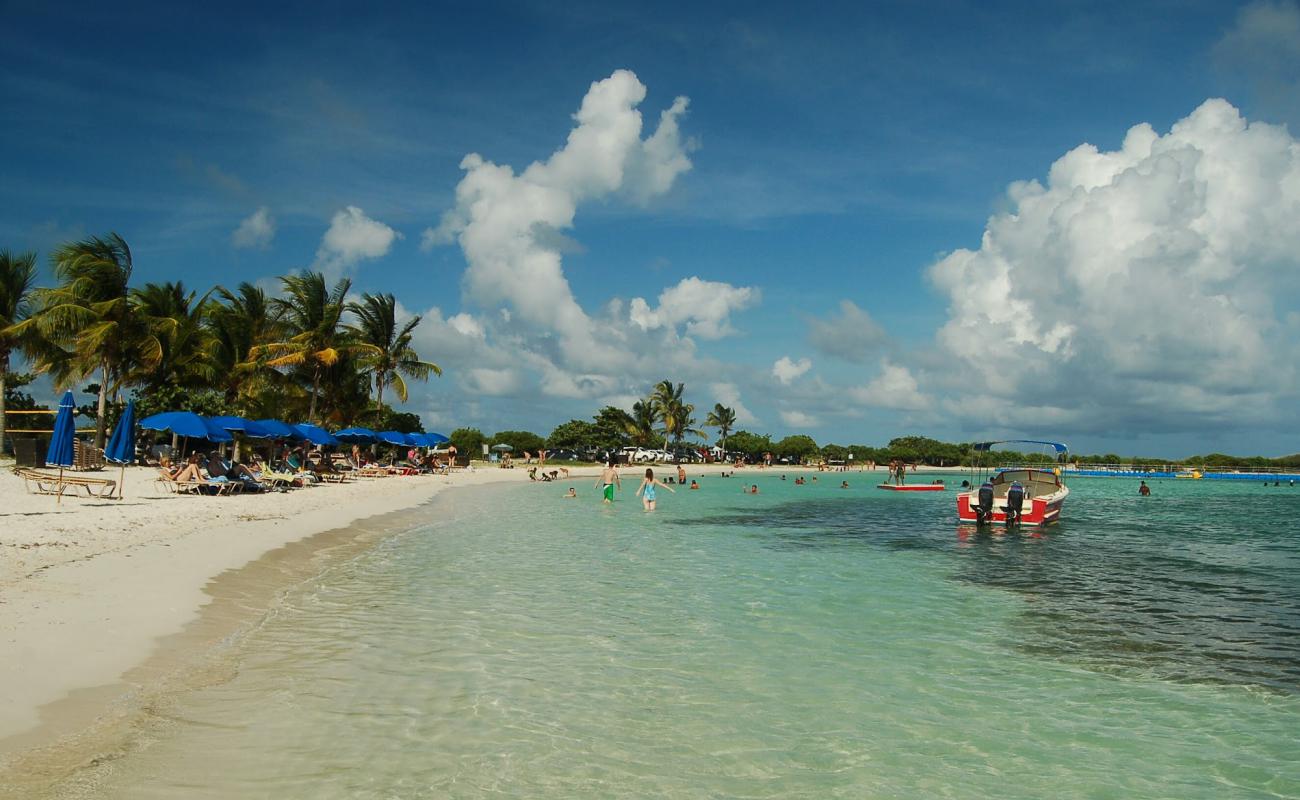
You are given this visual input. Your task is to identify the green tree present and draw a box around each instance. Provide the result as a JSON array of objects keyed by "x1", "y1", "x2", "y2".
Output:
[
  {"x1": 251, "y1": 272, "x2": 377, "y2": 422},
  {"x1": 649, "y1": 379, "x2": 702, "y2": 449},
  {"x1": 450, "y1": 427, "x2": 486, "y2": 460},
  {"x1": 491, "y1": 429, "x2": 546, "y2": 454},
  {"x1": 127, "y1": 281, "x2": 218, "y2": 395},
  {"x1": 775, "y1": 434, "x2": 820, "y2": 464},
  {"x1": 624, "y1": 399, "x2": 661, "y2": 447},
  {"x1": 0, "y1": 250, "x2": 40, "y2": 454},
  {"x1": 208, "y1": 282, "x2": 284, "y2": 413},
  {"x1": 705, "y1": 403, "x2": 737, "y2": 453},
  {"x1": 591, "y1": 406, "x2": 634, "y2": 450},
  {"x1": 726, "y1": 430, "x2": 772, "y2": 459},
  {"x1": 548, "y1": 419, "x2": 597, "y2": 449},
  {"x1": 19, "y1": 234, "x2": 146, "y2": 447},
  {"x1": 370, "y1": 407, "x2": 425, "y2": 434},
  {"x1": 346, "y1": 292, "x2": 440, "y2": 408}
]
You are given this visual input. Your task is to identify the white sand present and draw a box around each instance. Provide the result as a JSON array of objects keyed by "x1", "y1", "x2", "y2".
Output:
[{"x1": 0, "y1": 458, "x2": 902, "y2": 760}]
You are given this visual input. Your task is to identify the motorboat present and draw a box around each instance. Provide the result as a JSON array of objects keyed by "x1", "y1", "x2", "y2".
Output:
[
  {"x1": 956, "y1": 440, "x2": 1070, "y2": 526},
  {"x1": 877, "y1": 483, "x2": 946, "y2": 492}
]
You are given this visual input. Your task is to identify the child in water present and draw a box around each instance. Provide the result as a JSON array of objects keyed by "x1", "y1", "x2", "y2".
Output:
[
  {"x1": 564, "y1": 487, "x2": 577, "y2": 498},
  {"x1": 635, "y1": 468, "x2": 676, "y2": 511}
]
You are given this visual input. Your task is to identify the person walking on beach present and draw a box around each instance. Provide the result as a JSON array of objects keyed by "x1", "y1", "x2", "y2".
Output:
[
  {"x1": 636, "y1": 467, "x2": 676, "y2": 511},
  {"x1": 596, "y1": 459, "x2": 622, "y2": 504}
]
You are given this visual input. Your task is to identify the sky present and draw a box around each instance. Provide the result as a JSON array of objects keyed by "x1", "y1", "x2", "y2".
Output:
[{"x1": 3, "y1": 0, "x2": 1298, "y2": 457}]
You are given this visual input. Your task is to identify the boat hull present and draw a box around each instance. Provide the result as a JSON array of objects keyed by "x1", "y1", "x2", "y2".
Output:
[{"x1": 956, "y1": 469, "x2": 1068, "y2": 526}]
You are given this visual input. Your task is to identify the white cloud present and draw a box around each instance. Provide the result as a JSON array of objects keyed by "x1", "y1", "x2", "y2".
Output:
[
  {"x1": 709, "y1": 382, "x2": 760, "y2": 426},
  {"x1": 771, "y1": 355, "x2": 812, "y2": 385},
  {"x1": 780, "y1": 409, "x2": 819, "y2": 428},
  {"x1": 629, "y1": 276, "x2": 758, "y2": 339},
  {"x1": 807, "y1": 300, "x2": 889, "y2": 362},
  {"x1": 464, "y1": 367, "x2": 523, "y2": 396},
  {"x1": 429, "y1": 70, "x2": 693, "y2": 373},
  {"x1": 231, "y1": 207, "x2": 275, "y2": 249},
  {"x1": 926, "y1": 98, "x2": 1300, "y2": 434},
  {"x1": 1213, "y1": 1, "x2": 1300, "y2": 123},
  {"x1": 315, "y1": 206, "x2": 401, "y2": 276},
  {"x1": 849, "y1": 360, "x2": 931, "y2": 410}
]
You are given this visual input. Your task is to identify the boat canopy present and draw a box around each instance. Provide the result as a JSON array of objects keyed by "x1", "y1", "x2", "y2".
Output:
[{"x1": 972, "y1": 439, "x2": 1069, "y2": 454}]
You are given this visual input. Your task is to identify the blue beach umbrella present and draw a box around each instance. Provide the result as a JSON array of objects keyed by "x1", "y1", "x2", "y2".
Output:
[
  {"x1": 424, "y1": 432, "x2": 450, "y2": 445},
  {"x1": 209, "y1": 415, "x2": 275, "y2": 439},
  {"x1": 103, "y1": 400, "x2": 136, "y2": 500},
  {"x1": 291, "y1": 423, "x2": 339, "y2": 447},
  {"x1": 333, "y1": 426, "x2": 379, "y2": 444},
  {"x1": 378, "y1": 430, "x2": 413, "y2": 446},
  {"x1": 254, "y1": 419, "x2": 301, "y2": 439},
  {"x1": 44, "y1": 390, "x2": 77, "y2": 502},
  {"x1": 140, "y1": 411, "x2": 230, "y2": 441}
]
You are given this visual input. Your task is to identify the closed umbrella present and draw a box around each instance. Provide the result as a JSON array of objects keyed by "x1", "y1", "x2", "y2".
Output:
[
  {"x1": 103, "y1": 399, "x2": 136, "y2": 499},
  {"x1": 45, "y1": 390, "x2": 77, "y2": 503}
]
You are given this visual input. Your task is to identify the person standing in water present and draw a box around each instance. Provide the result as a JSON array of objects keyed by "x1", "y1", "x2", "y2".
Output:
[
  {"x1": 636, "y1": 467, "x2": 675, "y2": 511},
  {"x1": 677, "y1": 463, "x2": 686, "y2": 486},
  {"x1": 596, "y1": 459, "x2": 622, "y2": 504},
  {"x1": 1139, "y1": 480, "x2": 1151, "y2": 496}
]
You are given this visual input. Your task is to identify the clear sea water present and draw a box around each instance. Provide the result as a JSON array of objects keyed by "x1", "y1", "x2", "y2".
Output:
[{"x1": 60, "y1": 473, "x2": 1300, "y2": 798}]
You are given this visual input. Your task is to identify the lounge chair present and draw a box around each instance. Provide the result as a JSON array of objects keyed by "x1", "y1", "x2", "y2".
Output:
[{"x1": 16, "y1": 467, "x2": 117, "y2": 498}]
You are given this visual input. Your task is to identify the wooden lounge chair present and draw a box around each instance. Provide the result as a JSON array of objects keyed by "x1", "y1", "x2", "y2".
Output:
[{"x1": 16, "y1": 467, "x2": 117, "y2": 498}]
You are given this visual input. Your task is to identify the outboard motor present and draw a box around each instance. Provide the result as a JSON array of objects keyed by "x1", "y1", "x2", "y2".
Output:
[
  {"x1": 975, "y1": 481, "x2": 995, "y2": 524},
  {"x1": 1005, "y1": 480, "x2": 1025, "y2": 526}
]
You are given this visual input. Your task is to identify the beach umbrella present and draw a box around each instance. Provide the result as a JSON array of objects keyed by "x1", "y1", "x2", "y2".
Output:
[
  {"x1": 491, "y1": 443, "x2": 513, "y2": 451},
  {"x1": 334, "y1": 426, "x2": 380, "y2": 444},
  {"x1": 103, "y1": 399, "x2": 136, "y2": 499},
  {"x1": 44, "y1": 390, "x2": 77, "y2": 503},
  {"x1": 254, "y1": 419, "x2": 301, "y2": 439},
  {"x1": 140, "y1": 411, "x2": 232, "y2": 441},
  {"x1": 291, "y1": 423, "x2": 339, "y2": 446},
  {"x1": 378, "y1": 430, "x2": 413, "y2": 446},
  {"x1": 424, "y1": 432, "x2": 450, "y2": 445},
  {"x1": 209, "y1": 415, "x2": 276, "y2": 439}
]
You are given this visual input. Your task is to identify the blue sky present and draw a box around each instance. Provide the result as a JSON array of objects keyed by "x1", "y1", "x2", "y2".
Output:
[{"x1": 3, "y1": 1, "x2": 1298, "y2": 457}]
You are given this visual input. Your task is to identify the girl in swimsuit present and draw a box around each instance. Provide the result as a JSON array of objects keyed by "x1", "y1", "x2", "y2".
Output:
[{"x1": 635, "y1": 467, "x2": 675, "y2": 511}]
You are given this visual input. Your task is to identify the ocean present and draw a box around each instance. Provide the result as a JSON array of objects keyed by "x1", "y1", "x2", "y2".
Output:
[{"x1": 47, "y1": 472, "x2": 1300, "y2": 798}]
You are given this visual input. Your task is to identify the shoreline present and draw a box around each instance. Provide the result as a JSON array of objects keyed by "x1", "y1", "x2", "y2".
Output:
[{"x1": 0, "y1": 459, "x2": 946, "y2": 778}]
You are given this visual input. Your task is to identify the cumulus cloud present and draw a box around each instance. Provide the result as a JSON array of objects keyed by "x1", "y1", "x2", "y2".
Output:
[
  {"x1": 232, "y1": 207, "x2": 275, "y2": 249},
  {"x1": 709, "y1": 382, "x2": 760, "y2": 426},
  {"x1": 807, "y1": 300, "x2": 889, "y2": 362},
  {"x1": 771, "y1": 356, "x2": 812, "y2": 385},
  {"x1": 849, "y1": 360, "x2": 931, "y2": 410},
  {"x1": 926, "y1": 98, "x2": 1300, "y2": 435},
  {"x1": 315, "y1": 206, "x2": 401, "y2": 276},
  {"x1": 780, "y1": 409, "x2": 819, "y2": 428},
  {"x1": 629, "y1": 277, "x2": 759, "y2": 339}
]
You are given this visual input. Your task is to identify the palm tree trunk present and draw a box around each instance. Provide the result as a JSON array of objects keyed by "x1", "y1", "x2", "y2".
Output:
[
  {"x1": 376, "y1": 376, "x2": 384, "y2": 411},
  {"x1": 95, "y1": 360, "x2": 109, "y2": 449},
  {"x1": 309, "y1": 363, "x2": 321, "y2": 422},
  {"x1": 0, "y1": 359, "x2": 8, "y2": 458}
]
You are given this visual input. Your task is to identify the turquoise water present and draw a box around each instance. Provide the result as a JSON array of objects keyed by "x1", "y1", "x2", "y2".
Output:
[{"x1": 72, "y1": 473, "x2": 1300, "y2": 798}]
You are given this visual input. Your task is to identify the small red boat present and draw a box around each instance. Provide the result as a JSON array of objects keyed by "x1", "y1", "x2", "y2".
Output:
[
  {"x1": 956, "y1": 440, "x2": 1070, "y2": 527},
  {"x1": 877, "y1": 483, "x2": 946, "y2": 491}
]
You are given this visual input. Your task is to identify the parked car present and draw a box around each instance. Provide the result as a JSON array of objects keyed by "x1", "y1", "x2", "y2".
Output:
[{"x1": 546, "y1": 449, "x2": 582, "y2": 461}]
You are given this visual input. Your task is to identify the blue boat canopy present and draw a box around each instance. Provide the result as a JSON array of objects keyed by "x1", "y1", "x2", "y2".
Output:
[{"x1": 972, "y1": 439, "x2": 1069, "y2": 454}]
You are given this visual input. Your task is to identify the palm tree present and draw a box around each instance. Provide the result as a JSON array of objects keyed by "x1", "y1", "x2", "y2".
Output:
[
  {"x1": 208, "y1": 282, "x2": 284, "y2": 411},
  {"x1": 624, "y1": 399, "x2": 660, "y2": 447},
  {"x1": 345, "y1": 293, "x2": 440, "y2": 408},
  {"x1": 649, "y1": 379, "x2": 702, "y2": 451},
  {"x1": 127, "y1": 281, "x2": 218, "y2": 393},
  {"x1": 705, "y1": 403, "x2": 737, "y2": 455},
  {"x1": 0, "y1": 250, "x2": 39, "y2": 454},
  {"x1": 18, "y1": 234, "x2": 143, "y2": 447},
  {"x1": 250, "y1": 272, "x2": 376, "y2": 422}
]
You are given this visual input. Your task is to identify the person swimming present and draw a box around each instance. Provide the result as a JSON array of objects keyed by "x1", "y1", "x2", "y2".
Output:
[
  {"x1": 564, "y1": 487, "x2": 577, "y2": 498},
  {"x1": 689, "y1": 480, "x2": 699, "y2": 490}
]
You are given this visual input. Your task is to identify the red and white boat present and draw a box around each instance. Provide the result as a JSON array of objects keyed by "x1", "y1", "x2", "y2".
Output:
[{"x1": 956, "y1": 441, "x2": 1070, "y2": 526}]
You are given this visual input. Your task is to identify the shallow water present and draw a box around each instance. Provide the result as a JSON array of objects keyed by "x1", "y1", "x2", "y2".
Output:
[{"x1": 56, "y1": 473, "x2": 1300, "y2": 798}]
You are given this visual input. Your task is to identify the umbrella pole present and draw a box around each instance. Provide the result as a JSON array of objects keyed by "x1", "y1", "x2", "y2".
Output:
[
  {"x1": 56, "y1": 466, "x2": 64, "y2": 505},
  {"x1": 118, "y1": 464, "x2": 126, "y2": 500}
]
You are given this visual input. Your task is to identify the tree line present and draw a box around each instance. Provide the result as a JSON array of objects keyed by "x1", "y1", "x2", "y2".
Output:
[{"x1": 0, "y1": 235, "x2": 440, "y2": 451}]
